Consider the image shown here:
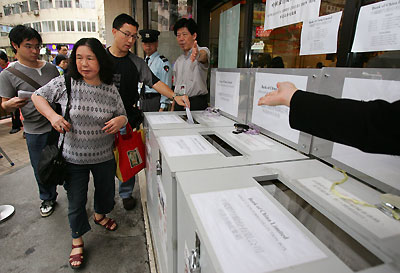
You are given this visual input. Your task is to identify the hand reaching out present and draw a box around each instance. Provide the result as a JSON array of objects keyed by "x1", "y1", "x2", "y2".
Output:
[
  {"x1": 190, "y1": 41, "x2": 198, "y2": 62},
  {"x1": 258, "y1": 81, "x2": 298, "y2": 107}
]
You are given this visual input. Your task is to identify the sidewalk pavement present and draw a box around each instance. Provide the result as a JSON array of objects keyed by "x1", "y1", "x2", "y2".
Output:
[{"x1": 0, "y1": 118, "x2": 151, "y2": 273}]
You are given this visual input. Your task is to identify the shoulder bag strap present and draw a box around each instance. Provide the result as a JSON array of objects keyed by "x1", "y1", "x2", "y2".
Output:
[
  {"x1": 64, "y1": 74, "x2": 72, "y2": 121},
  {"x1": 59, "y1": 74, "x2": 72, "y2": 153},
  {"x1": 7, "y1": 66, "x2": 42, "y2": 90}
]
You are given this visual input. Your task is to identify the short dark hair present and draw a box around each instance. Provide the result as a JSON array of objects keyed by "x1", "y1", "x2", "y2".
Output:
[
  {"x1": 0, "y1": 51, "x2": 8, "y2": 62},
  {"x1": 55, "y1": 54, "x2": 67, "y2": 66},
  {"x1": 113, "y1": 13, "x2": 139, "y2": 30},
  {"x1": 173, "y1": 18, "x2": 198, "y2": 36},
  {"x1": 9, "y1": 25, "x2": 42, "y2": 53},
  {"x1": 68, "y1": 38, "x2": 114, "y2": 85},
  {"x1": 56, "y1": 44, "x2": 67, "y2": 51}
]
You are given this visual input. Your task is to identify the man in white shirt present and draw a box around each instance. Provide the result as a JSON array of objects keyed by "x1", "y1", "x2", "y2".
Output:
[{"x1": 173, "y1": 18, "x2": 210, "y2": 111}]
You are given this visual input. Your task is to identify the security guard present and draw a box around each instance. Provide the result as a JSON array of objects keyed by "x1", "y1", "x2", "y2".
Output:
[{"x1": 139, "y1": 29, "x2": 172, "y2": 112}]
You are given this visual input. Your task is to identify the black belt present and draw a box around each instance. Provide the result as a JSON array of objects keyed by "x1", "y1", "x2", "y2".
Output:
[{"x1": 141, "y1": 93, "x2": 161, "y2": 99}]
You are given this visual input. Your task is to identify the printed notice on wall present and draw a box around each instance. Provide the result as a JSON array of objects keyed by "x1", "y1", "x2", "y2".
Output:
[
  {"x1": 332, "y1": 78, "x2": 400, "y2": 191},
  {"x1": 215, "y1": 72, "x2": 241, "y2": 117},
  {"x1": 352, "y1": 0, "x2": 400, "y2": 52},
  {"x1": 159, "y1": 135, "x2": 218, "y2": 157},
  {"x1": 300, "y1": 12, "x2": 342, "y2": 55},
  {"x1": 147, "y1": 114, "x2": 185, "y2": 124},
  {"x1": 226, "y1": 132, "x2": 275, "y2": 151},
  {"x1": 191, "y1": 187, "x2": 326, "y2": 273},
  {"x1": 298, "y1": 177, "x2": 400, "y2": 238},
  {"x1": 252, "y1": 73, "x2": 308, "y2": 144},
  {"x1": 264, "y1": 0, "x2": 321, "y2": 30}
]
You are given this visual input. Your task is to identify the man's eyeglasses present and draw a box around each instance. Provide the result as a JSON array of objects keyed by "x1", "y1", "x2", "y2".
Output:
[
  {"x1": 117, "y1": 29, "x2": 138, "y2": 40},
  {"x1": 23, "y1": 43, "x2": 41, "y2": 50}
]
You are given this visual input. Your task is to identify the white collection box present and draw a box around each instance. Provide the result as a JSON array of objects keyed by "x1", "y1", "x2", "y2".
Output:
[
  {"x1": 176, "y1": 161, "x2": 400, "y2": 273},
  {"x1": 146, "y1": 126, "x2": 307, "y2": 273}
]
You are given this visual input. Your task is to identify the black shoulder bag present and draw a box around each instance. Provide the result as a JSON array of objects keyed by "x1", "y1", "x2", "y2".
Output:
[{"x1": 37, "y1": 74, "x2": 72, "y2": 186}]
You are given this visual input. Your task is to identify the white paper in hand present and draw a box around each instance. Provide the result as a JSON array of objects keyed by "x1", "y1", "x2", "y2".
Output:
[
  {"x1": 18, "y1": 90, "x2": 33, "y2": 99},
  {"x1": 185, "y1": 102, "x2": 194, "y2": 124}
]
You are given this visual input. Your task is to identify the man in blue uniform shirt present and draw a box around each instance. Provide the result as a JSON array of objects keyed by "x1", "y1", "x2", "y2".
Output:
[{"x1": 139, "y1": 29, "x2": 172, "y2": 112}]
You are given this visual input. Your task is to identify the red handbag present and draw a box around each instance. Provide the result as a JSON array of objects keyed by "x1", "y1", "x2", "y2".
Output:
[{"x1": 114, "y1": 123, "x2": 146, "y2": 182}]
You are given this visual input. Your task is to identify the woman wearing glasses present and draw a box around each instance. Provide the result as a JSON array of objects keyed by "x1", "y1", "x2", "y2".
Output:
[{"x1": 32, "y1": 38, "x2": 127, "y2": 269}]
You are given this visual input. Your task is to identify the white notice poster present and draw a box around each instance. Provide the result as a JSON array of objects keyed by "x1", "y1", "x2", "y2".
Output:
[
  {"x1": 298, "y1": 177, "x2": 400, "y2": 238},
  {"x1": 331, "y1": 78, "x2": 400, "y2": 191},
  {"x1": 352, "y1": 0, "x2": 400, "y2": 52},
  {"x1": 215, "y1": 72, "x2": 241, "y2": 117},
  {"x1": 147, "y1": 114, "x2": 185, "y2": 124},
  {"x1": 159, "y1": 135, "x2": 218, "y2": 157},
  {"x1": 300, "y1": 12, "x2": 342, "y2": 56},
  {"x1": 251, "y1": 73, "x2": 308, "y2": 144},
  {"x1": 264, "y1": 0, "x2": 321, "y2": 30},
  {"x1": 191, "y1": 187, "x2": 327, "y2": 273}
]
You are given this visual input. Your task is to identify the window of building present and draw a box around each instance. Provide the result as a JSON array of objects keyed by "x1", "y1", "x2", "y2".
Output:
[
  {"x1": 21, "y1": 1, "x2": 29, "y2": 12},
  {"x1": 75, "y1": 0, "x2": 95, "y2": 9},
  {"x1": 249, "y1": 0, "x2": 346, "y2": 69},
  {"x1": 77, "y1": 21, "x2": 95, "y2": 32},
  {"x1": 58, "y1": 20, "x2": 74, "y2": 31},
  {"x1": 23, "y1": 23, "x2": 32, "y2": 28},
  {"x1": 32, "y1": 22, "x2": 42, "y2": 33},
  {"x1": 55, "y1": 0, "x2": 72, "y2": 8},
  {"x1": 29, "y1": 0, "x2": 39, "y2": 11},
  {"x1": 349, "y1": 0, "x2": 400, "y2": 68},
  {"x1": 11, "y1": 3, "x2": 21, "y2": 14},
  {"x1": 39, "y1": 0, "x2": 53, "y2": 9},
  {"x1": 3, "y1": 6, "x2": 12, "y2": 16},
  {"x1": 42, "y1": 21, "x2": 55, "y2": 32}
]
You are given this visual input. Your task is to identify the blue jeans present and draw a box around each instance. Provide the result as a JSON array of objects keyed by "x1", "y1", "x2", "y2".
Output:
[
  {"x1": 63, "y1": 159, "x2": 116, "y2": 238},
  {"x1": 25, "y1": 132, "x2": 58, "y2": 201},
  {"x1": 119, "y1": 176, "x2": 135, "y2": 199}
]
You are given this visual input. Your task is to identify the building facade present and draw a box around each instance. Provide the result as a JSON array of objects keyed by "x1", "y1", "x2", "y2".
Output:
[{"x1": 0, "y1": 0, "x2": 105, "y2": 58}]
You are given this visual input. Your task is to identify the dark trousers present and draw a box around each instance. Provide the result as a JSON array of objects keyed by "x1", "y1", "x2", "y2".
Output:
[
  {"x1": 63, "y1": 159, "x2": 116, "y2": 238},
  {"x1": 25, "y1": 132, "x2": 58, "y2": 201},
  {"x1": 11, "y1": 108, "x2": 22, "y2": 129},
  {"x1": 174, "y1": 94, "x2": 208, "y2": 111},
  {"x1": 140, "y1": 93, "x2": 161, "y2": 112}
]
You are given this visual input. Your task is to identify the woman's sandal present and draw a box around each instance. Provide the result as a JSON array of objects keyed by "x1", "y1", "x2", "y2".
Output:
[
  {"x1": 93, "y1": 214, "x2": 118, "y2": 231},
  {"x1": 69, "y1": 243, "x2": 84, "y2": 270}
]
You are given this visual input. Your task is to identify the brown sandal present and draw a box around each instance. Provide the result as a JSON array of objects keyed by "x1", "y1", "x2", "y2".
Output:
[
  {"x1": 69, "y1": 243, "x2": 84, "y2": 269},
  {"x1": 93, "y1": 214, "x2": 118, "y2": 231}
]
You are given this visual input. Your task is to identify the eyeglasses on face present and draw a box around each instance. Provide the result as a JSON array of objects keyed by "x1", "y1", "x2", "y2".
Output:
[
  {"x1": 22, "y1": 43, "x2": 41, "y2": 50},
  {"x1": 117, "y1": 29, "x2": 138, "y2": 40}
]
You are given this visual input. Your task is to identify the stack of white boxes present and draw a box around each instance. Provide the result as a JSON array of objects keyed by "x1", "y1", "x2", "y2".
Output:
[{"x1": 143, "y1": 68, "x2": 400, "y2": 273}]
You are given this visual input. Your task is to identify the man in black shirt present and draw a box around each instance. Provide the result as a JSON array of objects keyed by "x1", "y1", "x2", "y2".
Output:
[{"x1": 107, "y1": 14, "x2": 189, "y2": 210}]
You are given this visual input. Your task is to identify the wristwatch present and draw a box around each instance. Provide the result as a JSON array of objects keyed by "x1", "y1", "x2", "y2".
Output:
[{"x1": 171, "y1": 93, "x2": 177, "y2": 102}]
